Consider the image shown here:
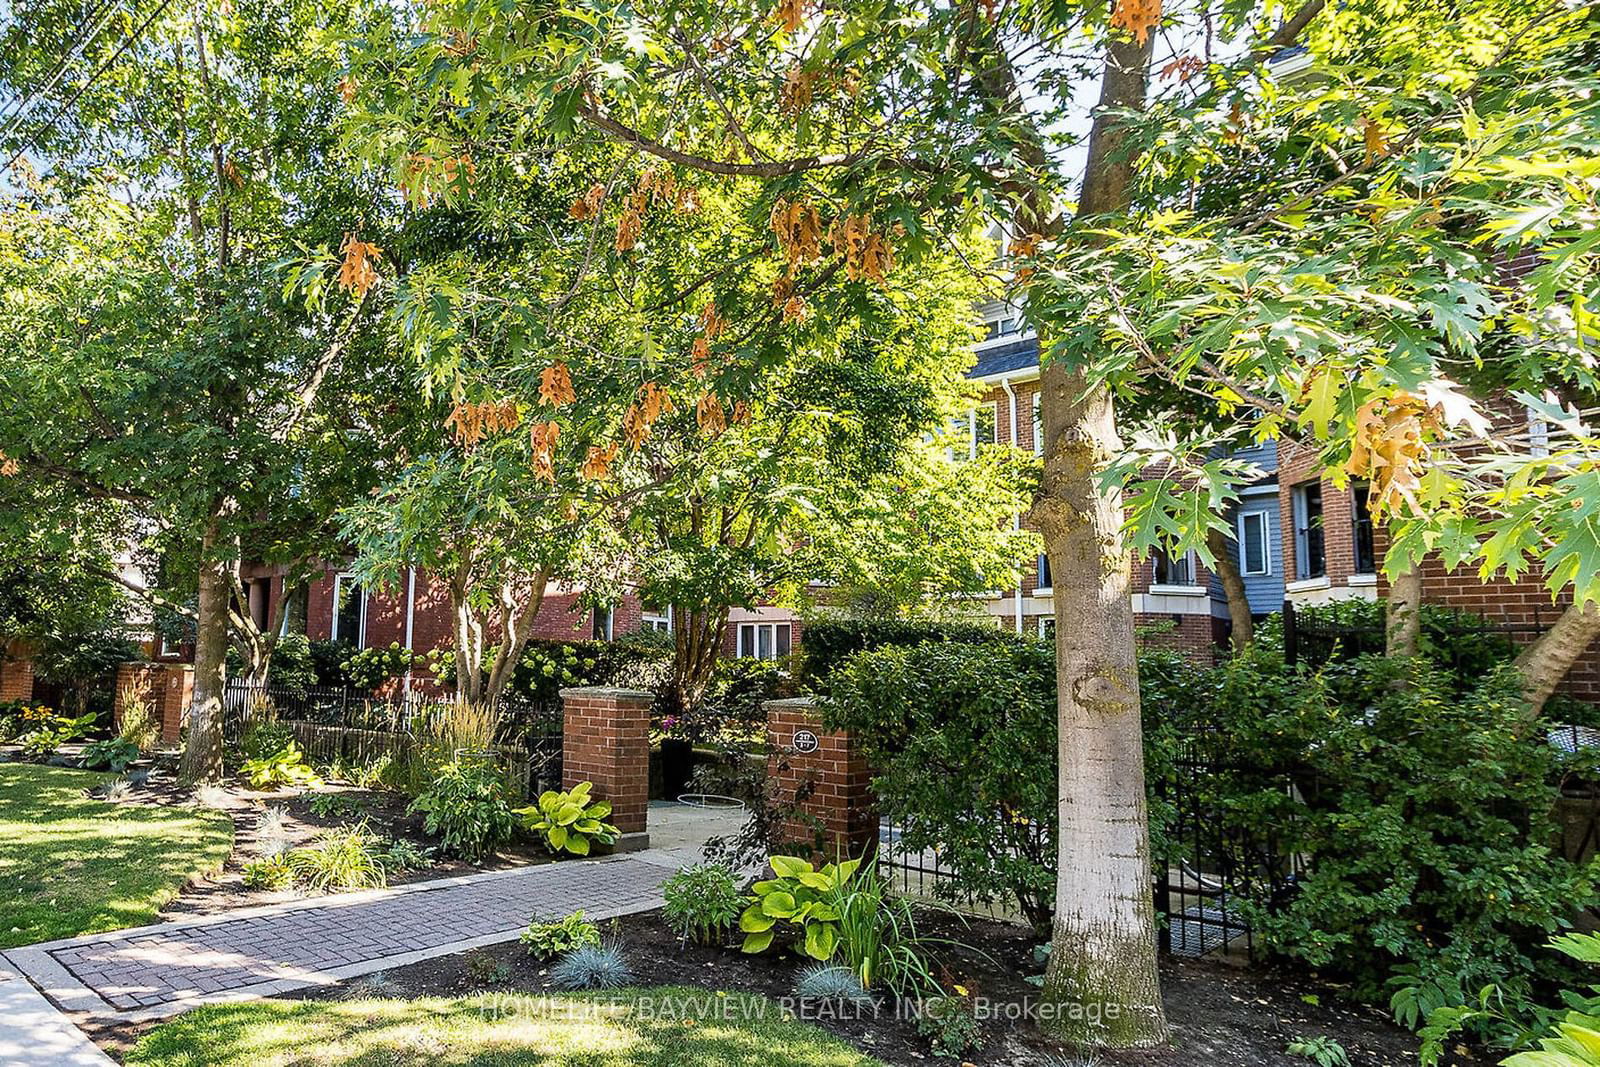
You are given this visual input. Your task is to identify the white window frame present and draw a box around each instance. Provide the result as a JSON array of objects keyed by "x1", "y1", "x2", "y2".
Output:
[
  {"x1": 1037, "y1": 616, "x2": 1055, "y2": 639},
  {"x1": 1237, "y1": 510, "x2": 1272, "y2": 577},
  {"x1": 641, "y1": 605, "x2": 673, "y2": 634},
  {"x1": 331, "y1": 573, "x2": 367, "y2": 648},
  {"x1": 158, "y1": 632, "x2": 177, "y2": 658},
  {"x1": 1293, "y1": 482, "x2": 1326, "y2": 580},
  {"x1": 737, "y1": 622, "x2": 792, "y2": 660},
  {"x1": 1031, "y1": 392, "x2": 1042, "y2": 457}
]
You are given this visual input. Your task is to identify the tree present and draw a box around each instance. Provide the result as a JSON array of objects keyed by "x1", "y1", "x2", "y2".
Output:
[
  {"x1": 283, "y1": 0, "x2": 1600, "y2": 1046},
  {"x1": 0, "y1": 0, "x2": 398, "y2": 779}
]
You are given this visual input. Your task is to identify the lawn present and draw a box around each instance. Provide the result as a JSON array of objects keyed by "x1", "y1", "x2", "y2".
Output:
[
  {"x1": 125, "y1": 988, "x2": 884, "y2": 1066},
  {"x1": 0, "y1": 765, "x2": 234, "y2": 948}
]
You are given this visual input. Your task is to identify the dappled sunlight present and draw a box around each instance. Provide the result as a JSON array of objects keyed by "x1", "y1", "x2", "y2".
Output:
[
  {"x1": 127, "y1": 988, "x2": 885, "y2": 1066},
  {"x1": 0, "y1": 765, "x2": 234, "y2": 947}
]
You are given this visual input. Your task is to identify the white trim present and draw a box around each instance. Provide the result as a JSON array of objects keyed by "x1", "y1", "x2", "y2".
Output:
[
  {"x1": 1033, "y1": 586, "x2": 1053, "y2": 598},
  {"x1": 736, "y1": 621, "x2": 792, "y2": 660},
  {"x1": 1285, "y1": 575, "x2": 1331, "y2": 594},
  {"x1": 1237, "y1": 510, "x2": 1272, "y2": 576},
  {"x1": 971, "y1": 366, "x2": 1041, "y2": 386},
  {"x1": 1133, "y1": 590, "x2": 1213, "y2": 615},
  {"x1": 1238, "y1": 483, "x2": 1280, "y2": 496},
  {"x1": 1347, "y1": 574, "x2": 1378, "y2": 587},
  {"x1": 331, "y1": 573, "x2": 367, "y2": 648},
  {"x1": 1148, "y1": 583, "x2": 1207, "y2": 596}
]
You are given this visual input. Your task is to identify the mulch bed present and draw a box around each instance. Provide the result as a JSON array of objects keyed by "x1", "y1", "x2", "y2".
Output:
[{"x1": 269, "y1": 908, "x2": 1423, "y2": 1067}]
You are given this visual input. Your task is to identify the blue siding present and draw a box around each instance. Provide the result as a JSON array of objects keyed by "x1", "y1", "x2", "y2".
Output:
[
  {"x1": 1231, "y1": 439, "x2": 1278, "y2": 475},
  {"x1": 1231, "y1": 493, "x2": 1285, "y2": 615}
]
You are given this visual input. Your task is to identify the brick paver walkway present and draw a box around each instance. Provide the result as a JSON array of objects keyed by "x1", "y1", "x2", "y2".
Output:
[{"x1": 3, "y1": 848, "x2": 690, "y2": 1027}]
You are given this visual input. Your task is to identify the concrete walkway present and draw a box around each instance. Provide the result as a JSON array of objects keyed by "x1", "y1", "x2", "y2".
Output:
[
  {"x1": 0, "y1": 964, "x2": 115, "y2": 1066},
  {"x1": 3, "y1": 847, "x2": 698, "y2": 1031}
]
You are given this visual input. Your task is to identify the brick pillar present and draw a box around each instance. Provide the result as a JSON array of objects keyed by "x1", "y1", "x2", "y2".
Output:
[
  {"x1": 0, "y1": 643, "x2": 35, "y2": 703},
  {"x1": 560, "y1": 687, "x2": 651, "y2": 851},
  {"x1": 114, "y1": 663, "x2": 193, "y2": 744},
  {"x1": 765, "y1": 697, "x2": 876, "y2": 861}
]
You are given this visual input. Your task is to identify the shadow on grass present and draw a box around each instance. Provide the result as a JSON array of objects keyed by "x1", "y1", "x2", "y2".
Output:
[{"x1": 125, "y1": 987, "x2": 883, "y2": 1066}]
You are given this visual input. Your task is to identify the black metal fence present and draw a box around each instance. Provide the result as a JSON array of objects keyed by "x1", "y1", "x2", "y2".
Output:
[
  {"x1": 222, "y1": 680, "x2": 564, "y2": 797},
  {"x1": 1281, "y1": 598, "x2": 1553, "y2": 672}
]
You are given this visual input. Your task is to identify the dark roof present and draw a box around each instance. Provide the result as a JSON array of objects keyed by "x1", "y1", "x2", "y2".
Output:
[{"x1": 968, "y1": 337, "x2": 1040, "y2": 379}]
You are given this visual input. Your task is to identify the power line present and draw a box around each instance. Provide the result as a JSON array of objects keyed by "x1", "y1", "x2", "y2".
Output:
[
  {"x1": 0, "y1": 0, "x2": 120, "y2": 141},
  {"x1": 2, "y1": 0, "x2": 176, "y2": 177}
]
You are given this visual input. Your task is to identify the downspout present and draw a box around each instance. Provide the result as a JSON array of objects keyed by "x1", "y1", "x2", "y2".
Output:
[
  {"x1": 1000, "y1": 376, "x2": 1024, "y2": 634},
  {"x1": 403, "y1": 566, "x2": 417, "y2": 696}
]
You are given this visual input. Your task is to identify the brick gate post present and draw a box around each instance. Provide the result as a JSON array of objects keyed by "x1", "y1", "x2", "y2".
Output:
[
  {"x1": 560, "y1": 687, "x2": 652, "y2": 852},
  {"x1": 764, "y1": 697, "x2": 876, "y2": 862},
  {"x1": 114, "y1": 663, "x2": 193, "y2": 745},
  {"x1": 0, "y1": 640, "x2": 35, "y2": 703}
]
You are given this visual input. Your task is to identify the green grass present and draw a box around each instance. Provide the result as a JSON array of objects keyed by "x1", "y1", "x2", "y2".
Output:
[
  {"x1": 125, "y1": 987, "x2": 886, "y2": 1066},
  {"x1": 0, "y1": 764, "x2": 235, "y2": 948}
]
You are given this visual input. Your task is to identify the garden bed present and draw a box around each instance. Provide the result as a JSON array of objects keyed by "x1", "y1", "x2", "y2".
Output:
[{"x1": 99, "y1": 906, "x2": 1424, "y2": 1066}]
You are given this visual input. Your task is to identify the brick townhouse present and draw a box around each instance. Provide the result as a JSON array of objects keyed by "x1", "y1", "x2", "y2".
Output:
[{"x1": 967, "y1": 302, "x2": 1279, "y2": 659}]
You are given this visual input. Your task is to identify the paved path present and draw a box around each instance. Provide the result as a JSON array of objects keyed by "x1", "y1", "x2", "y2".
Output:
[
  {"x1": 0, "y1": 964, "x2": 115, "y2": 1066},
  {"x1": 3, "y1": 847, "x2": 693, "y2": 1032}
]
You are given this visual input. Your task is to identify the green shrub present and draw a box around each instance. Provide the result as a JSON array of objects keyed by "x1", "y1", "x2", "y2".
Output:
[
  {"x1": 307, "y1": 792, "x2": 365, "y2": 819},
  {"x1": 661, "y1": 863, "x2": 743, "y2": 945},
  {"x1": 794, "y1": 963, "x2": 872, "y2": 1005},
  {"x1": 797, "y1": 617, "x2": 1024, "y2": 689},
  {"x1": 1160, "y1": 650, "x2": 1598, "y2": 1022},
  {"x1": 912, "y1": 992, "x2": 983, "y2": 1058},
  {"x1": 116, "y1": 688, "x2": 159, "y2": 751},
  {"x1": 824, "y1": 638, "x2": 1056, "y2": 928},
  {"x1": 308, "y1": 639, "x2": 356, "y2": 687},
  {"x1": 1286, "y1": 1036, "x2": 1351, "y2": 1067},
  {"x1": 16, "y1": 710, "x2": 95, "y2": 761},
  {"x1": 240, "y1": 719, "x2": 295, "y2": 762},
  {"x1": 520, "y1": 910, "x2": 601, "y2": 959},
  {"x1": 80, "y1": 737, "x2": 139, "y2": 772},
  {"x1": 377, "y1": 838, "x2": 434, "y2": 872},
  {"x1": 267, "y1": 634, "x2": 318, "y2": 696},
  {"x1": 341, "y1": 643, "x2": 421, "y2": 692},
  {"x1": 514, "y1": 781, "x2": 619, "y2": 856},
  {"x1": 286, "y1": 827, "x2": 388, "y2": 892},
  {"x1": 826, "y1": 860, "x2": 938, "y2": 995},
  {"x1": 242, "y1": 856, "x2": 295, "y2": 890},
  {"x1": 740, "y1": 855, "x2": 859, "y2": 960},
  {"x1": 240, "y1": 741, "x2": 322, "y2": 789},
  {"x1": 407, "y1": 760, "x2": 517, "y2": 862}
]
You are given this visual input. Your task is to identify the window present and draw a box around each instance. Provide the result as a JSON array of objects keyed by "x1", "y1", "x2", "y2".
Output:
[
  {"x1": 972, "y1": 403, "x2": 997, "y2": 452},
  {"x1": 1038, "y1": 616, "x2": 1055, "y2": 640},
  {"x1": 1036, "y1": 553, "x2": 1052, "y2": 591},
  {"x1": 737, "y1": 622, "x2": 792, "y2": 660},
  {"x1": 1032, "y1": 393, "x2": 1043, "y2": 456},
  {"x1": 1237, "y1": 510, "x2": 1271, "y2": 576},
  {"x1": 158, "y1": 633, "x2": 177, "y2": 658},
  {"x1": 332, "y1": 574, "x2": 366, "y2": 647},
  {"x1": 984, "y1": 315, "x2": 1020, "y2": 341},
  {"x1": 1351, "y1": 482, "x2": 1377, "y2": 575},
  {"x1": 1153, "y1": 547, "x2": 1195, "y2": 586},
  {"x1": 641, "y1": 604, "x2": 673, "y2": 634},
  {"x1": 1293, "y1": 483, "x2": 1326, "y2": 579},
  {"x1": 592, "y1": 606, "x2": 614, "y2": 641}
]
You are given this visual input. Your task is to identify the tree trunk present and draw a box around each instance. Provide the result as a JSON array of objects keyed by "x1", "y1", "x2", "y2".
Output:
[
  {"x1": 1207, "y1": 528, "x2": 1253, "y2": 650},
  {"x1": 1515, "y1": 599, "x2": 1600, "y2": 717},
  {"x1": 1027, "y1": 24, "x2": 1168, "y2": 1048},
  {"x1": 179, "y1": 517, "x2": 231, "y2": 783},
  {"x1": 1033, "y1": 367, "x2": 1168, "y2": 1047},
  {"x1": 1385, "y1": 565, "x2": 1423, "y2": 658},
  {"x1": 484, "y1": 571, "x2": 550, "y2": 703},
  {"x1": 669, "y1": 604, "x2": 728, "y2": 726}
]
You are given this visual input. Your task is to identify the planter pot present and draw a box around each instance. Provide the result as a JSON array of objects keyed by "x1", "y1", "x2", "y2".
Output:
[{"x1": 659, "y1": 738, "x2": 695, "y2": 801}]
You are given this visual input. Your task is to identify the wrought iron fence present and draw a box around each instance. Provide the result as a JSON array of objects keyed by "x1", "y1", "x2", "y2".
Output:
[
  {"x1": 1281, "y1": 598, "x2": 1553, "y2": 672},
  {"x1": 221, "y1": 680, "x2": 563, "y2": 797}
]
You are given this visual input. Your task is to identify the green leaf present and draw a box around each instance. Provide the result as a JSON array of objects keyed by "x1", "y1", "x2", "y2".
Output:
[
  {"x1": 804, "y1": 921, "x2": 838, "y2": 961},
  {"x1": 740, "y1": 904, "x2": 775, "y2": 933},
  {"x1": 741, "y1": 929, "x2": 775, "y2": 954},
  {"x1": 769, "y1": 855, "x2": 812, "y2": 879}
]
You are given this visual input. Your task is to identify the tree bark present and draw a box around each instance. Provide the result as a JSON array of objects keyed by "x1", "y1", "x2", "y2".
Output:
[
  {"x1": 178, "y1": 515, "x2": 231, "y2": 783},
  {"x1": 1515, "y1": 600, "x2": 1600, "y2": 717},
  {"x1": 483, "y1": 571, "x2": 550, "y2": 703},
  {"x1": 1207, "y1": 528, "x2": 1253, "y2": 650},
  {"x1": 1028, "y1": 25, "x2": 1168, "y2": 1047},
  {"x1": 669, "y1": 604, "x2": 730, "y2": 726},
  {"x1": 1033, "y1": 367, "x2": 1168, "y2": 1047},
  {"x1": 1386, "y1": 565, "x2": 1423, "y2": 658}
]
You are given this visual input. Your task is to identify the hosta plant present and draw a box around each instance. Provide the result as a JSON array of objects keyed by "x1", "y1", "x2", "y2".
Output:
[
  {"x1": 515, "y1": 781, "x2": 619, "y2": 856},
  {"x1": 240, "y1": 741, "x2": 322, "y2": 790},
  {"x1": 740, "y1": 855, "x2": 859, "y2": 961},
  {"x1": 80, "y1": 737, "x2": 140, "y2": 772}
]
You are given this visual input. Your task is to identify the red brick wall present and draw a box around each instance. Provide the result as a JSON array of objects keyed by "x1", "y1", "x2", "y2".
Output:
[
  {"x1": 1134, "y1": 613, "x2": 1223, "y2": 662},
  {"x1": 765, "y1": 698, "x2": 876, "y2": 860},
  {"x1": 0, "y1": 648, "x2": 34, "y2": 703},
  {"x1": 561, "y1": 687, "x2": 652, "y2": 839},
  {"x1": 114, "y1": 662, "x2": 193, "y2": 743},
  {"x1": 1278, "y1": 438, "x2": 1367, "y2": 591}
]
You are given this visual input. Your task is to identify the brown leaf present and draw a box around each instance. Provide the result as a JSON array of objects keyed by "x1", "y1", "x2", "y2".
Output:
[
  {"x1": 1110, "y1": 0, "x2": 1161, "y2": 45},
  {"x1": 528, "y1": 422, "x2": 560, "y2": 483},
  {"x1": 582, "y1": 442, "x2": 618, "y2": 481},
  {"x1": 696, "y1": 393, "x2": 726, "y2": 436},
  {"x1": 615, "y1": 208, "x2": 642, "y2": 253},
  {"x1": 338, "y1": 232, "x2": 382, "y2": 298},
  {"x1": 538, "y1": 362, "x2": 576, "y2": 407}
]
